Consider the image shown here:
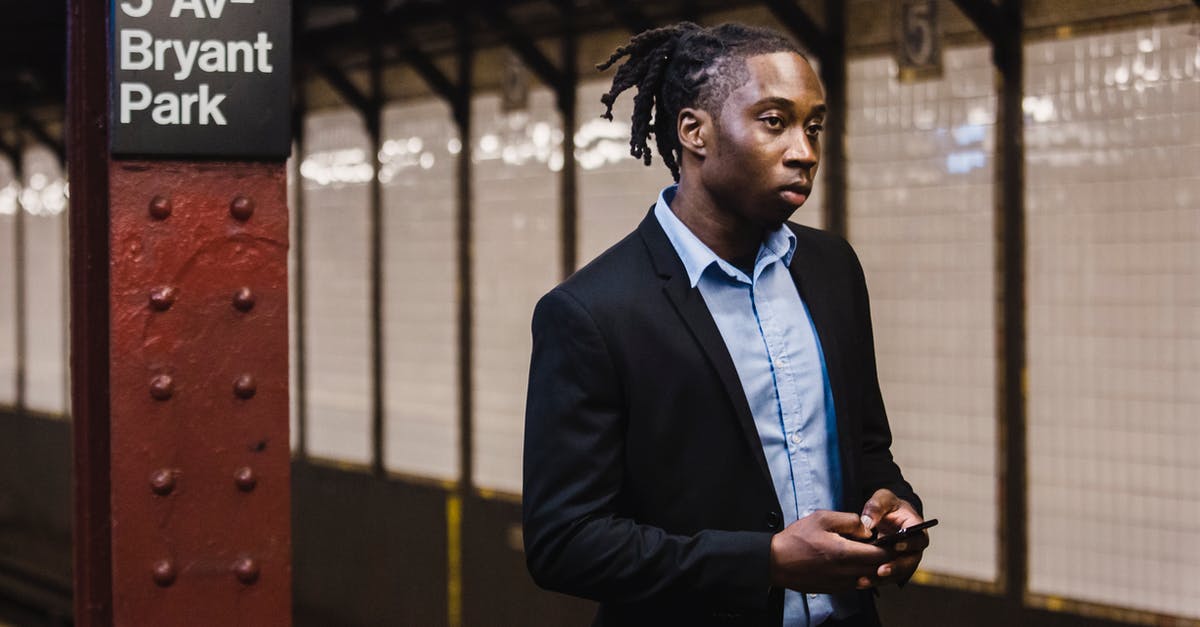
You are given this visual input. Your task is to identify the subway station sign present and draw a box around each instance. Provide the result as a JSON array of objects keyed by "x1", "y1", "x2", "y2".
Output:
[{"x1": 111, "y1": 0, "x2": 291, "y2": 159}]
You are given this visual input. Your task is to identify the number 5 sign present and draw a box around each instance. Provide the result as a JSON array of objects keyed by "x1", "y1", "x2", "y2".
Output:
[{"x1": 895, "y1": 0, "x2": 943, "y2": 81}]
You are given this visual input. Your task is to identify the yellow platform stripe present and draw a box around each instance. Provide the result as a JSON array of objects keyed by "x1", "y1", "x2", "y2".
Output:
[{"x1": 446, "y1": 493, "x2": 463, "y2": 627}]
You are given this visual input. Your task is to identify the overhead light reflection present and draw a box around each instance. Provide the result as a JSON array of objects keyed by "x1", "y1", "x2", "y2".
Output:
[
  {"x1": 0, "y1": 183, "x2": 18, "y2": 216},
  {"x1": 0, "y1": 176, "x2": 68, "y2": 217}
]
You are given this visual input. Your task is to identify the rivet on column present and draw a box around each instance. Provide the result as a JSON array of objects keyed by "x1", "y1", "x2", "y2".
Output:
[
  {"x1": 234, "y1": 374, "x2": 257, "y2": 399},
  {"x1": 230, "y1": 196, "x2": 255, "y2": 221},
  {"x1": 148, "y1": 286, "x2": 177, "y2": 311},
  {"x1": 148, "y1": 196, "x2": 172, "y2": 220},
  {"x1": 149, "y1": 374, "x2": 175, "y2": 401},
  {"x1": 152, "y1": 559, "x2": 176, "y2": 587},
  {"x1": 233, "y1": 287, "x2": 256, "y2": 312},
  {"x1": 234, "y1": 466, "x2": 257, "y2": 492},
  {"x1": 149, "y1": 468, "x2": 176, "y2": 496},
  {"x1": 232, "y1": 557, "x2": 259, "y2": 585}
]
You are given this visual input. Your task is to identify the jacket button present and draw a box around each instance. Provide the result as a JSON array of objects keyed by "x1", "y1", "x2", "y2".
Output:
[{"x1": 766, "y1": 512, "x2": 781, "y2": 530}]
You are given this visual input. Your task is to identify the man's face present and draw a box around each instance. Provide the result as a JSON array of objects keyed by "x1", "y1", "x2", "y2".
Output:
[{"x1": 700, "y1": 52, "x2": 825, "y2": 228}]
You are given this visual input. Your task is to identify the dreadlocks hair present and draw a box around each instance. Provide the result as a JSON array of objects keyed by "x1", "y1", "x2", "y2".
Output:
[{"x1": 596, "y1": 22, "x2": 805, "y2": 182}]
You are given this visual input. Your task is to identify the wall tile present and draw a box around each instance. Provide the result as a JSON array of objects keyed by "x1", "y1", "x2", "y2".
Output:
[
  {"x1": 1026, "y1": 23, "x2": 1200, "y2": 619},
  {"x1": 847, "y1": 46, "x2": 999, "y2": 583}
]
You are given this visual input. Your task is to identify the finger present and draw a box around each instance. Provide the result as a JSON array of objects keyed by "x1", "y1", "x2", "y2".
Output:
[
  {"x1": 878, "y1": 506, "x2": 924, "y2": 536},
  {"x1": 818, "y1": 510, "x2": 873, "y2": 539},
  {"x1": 894, "y1": 532, "x2": 929, "y2": 553},
  {"x1": 860, "y1": 489, "x2": 899, "y2": 531},
  {"x1": 832, "y1": 535, "x2": 892, "y2": 566},
  {"x1": 856, "y1": 576, "x2": 872, "y2": 590},
  {"x1": 878, "y1": 554, "x2": 922, "y2": 579},
  {"x1": 882, "y1": 506, "x2": 922, "y2": 527}
]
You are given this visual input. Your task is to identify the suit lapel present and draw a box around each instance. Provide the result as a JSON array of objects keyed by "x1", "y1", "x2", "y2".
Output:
[
  {"x1": 637, "y1": 211, "x2": 775, "y2": 490},
  {"x1": 787, "y1": 230, "x2": 856, "y2": 509}
]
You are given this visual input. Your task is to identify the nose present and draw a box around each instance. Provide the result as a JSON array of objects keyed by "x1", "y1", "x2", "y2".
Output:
[{"x1": 783, "y1": 130, "x2": 819, "y2": 170}]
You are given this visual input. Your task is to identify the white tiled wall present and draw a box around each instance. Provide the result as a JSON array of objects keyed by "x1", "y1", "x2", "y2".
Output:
[
  {"x1": 0, "y1": 157, "x2": 16, "y2": 406},
  {"x1": 1025, "y1": 24, "x2": 1200, "y2": 619},
  {"x1": 301, "y1": 110, "x2": 373, "y2": 464},
  {"x1": 576, "y1": 79, "x2": 667, "y2": 266},
  {"x1": 846, "y1": 46, "x2": 999, "y2": 582},
  {"x1": 20, "y1": 146, "x2": 68, "y2": 416},
  {"x1": 381, "y1": 100, "x2": 460, "y2": 481},
  {"x1": 470, "y1": 89, "x2": 562, "y2": 494}
]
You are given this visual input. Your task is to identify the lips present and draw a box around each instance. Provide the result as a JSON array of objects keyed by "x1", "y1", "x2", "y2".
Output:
[{"x1": 779, "y1": 183, "x2": 812, "y2": 205}]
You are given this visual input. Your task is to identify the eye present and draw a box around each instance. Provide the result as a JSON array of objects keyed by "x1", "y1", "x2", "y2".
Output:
[
  {"x1": 761, "y1": 115, "x2": 786, "y2": 129},
  {"x1": 806, "y1": 123, "x2": 824, "y2": 138}
]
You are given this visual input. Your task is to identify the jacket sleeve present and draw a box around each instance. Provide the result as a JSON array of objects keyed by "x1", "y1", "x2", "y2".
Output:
[
  {"x1": 522, "y1": 287, "x2": 773, "y2": 609},
  {"x1": 842, "y1": 240, "x2": 923, "y2": 516}
]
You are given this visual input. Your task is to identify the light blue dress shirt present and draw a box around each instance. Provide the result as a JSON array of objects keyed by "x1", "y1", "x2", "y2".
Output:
[{"x1": 654, "y1": 186, "x2": 847, "y2": 626}]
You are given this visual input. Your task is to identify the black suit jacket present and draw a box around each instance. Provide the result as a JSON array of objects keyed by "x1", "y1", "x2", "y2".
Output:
[{"x1": 523, "y1": 209, "x2": 920, "y2": 626}]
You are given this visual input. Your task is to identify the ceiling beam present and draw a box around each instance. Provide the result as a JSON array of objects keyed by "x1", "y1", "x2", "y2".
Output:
[
  {"x1": 475, "y1": 3, "x2": 564, "y2": 89},
  {"x1": 395, "y1": 33, "x2": 460, "y2": 105},
  {"x1": 311, "y1": 57, "x2": 373, "y2": 116},
  {"x1": 601, "y1": 0, "x2": 654, "y2": 34},
  {"x1": 0, "y1": 136, "x2": 19, "y2": 164},
  {"x1": 949, "y1": 0, "x2": 1004, "y2": 45},
  {"x1": 298, "y1": 0, "x2": 454, "y2": 54},
  {"x1": 761, "y1": 0, "x2": 828, "y2": 58},
  {"x1": 17, "y1": 111, "x2": 64, "y2": 164}
]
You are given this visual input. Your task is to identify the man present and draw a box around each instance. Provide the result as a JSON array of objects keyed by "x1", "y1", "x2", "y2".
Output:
[{"x1": 523, "y1": 22, "x2": 927, "y2": 627}]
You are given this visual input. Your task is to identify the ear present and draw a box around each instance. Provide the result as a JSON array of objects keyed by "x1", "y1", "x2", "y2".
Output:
[{"x1": 677, "y1": 107, "x2": 711, "y2": 159}]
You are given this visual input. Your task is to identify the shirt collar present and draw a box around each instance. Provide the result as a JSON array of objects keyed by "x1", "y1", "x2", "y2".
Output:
[{"x1": 653, "y1": 185, "x2": 797, "y2": 288}]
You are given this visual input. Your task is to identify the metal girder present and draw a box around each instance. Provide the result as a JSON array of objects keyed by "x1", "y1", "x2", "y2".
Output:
[
  {"x1": 949, "y1": 0, "x2": 1005, "y2": 45},
  {"x1": 818, "y1": 0, "x2": 846, "y2": 238},
  {"x1": 16, "y1": 111, "x2": 64, "y2": 164},
  {"x1": 601, "y1": 0, "x2": 654, "y2": 34},
  {"x1": 68, "y1": 2, "x2": 294, "y2": 622},
  {"x1": 991, "y1": 0, "x2": 1027, "y2": 605},
  {"x1": 107, "y1": 160, "x2": 293, "y2": 626},
  {"x1": 298, "y1": 0, "x2": 451, "y2": 53},
  {"x1": 0, "y1": 136, "x2": 18, "y2": 163},
  {"x1": 761, "y1": 0, "x2": 828, "y2": 57},
  {"x1": 364, "y1": 0, "x2": 386, "y2": 477},
  {"x1": 68, "y1": 0, "x2": 114, "y2": 622},
  {"x1": 305, "y1": 0, "x2": 462, "y2": 116},
  {"x1": 312, "y1": 58, "x2": 374, "y2": 117},
  {"x1": 396, "y1": 34, "x2": 460, "y2": 106},
  {"x1": 477, "y1": 3, "x2": 565, "y2": 92},
  {"x1": 453, "y1": 12, "x2": 474, "y2": 495}
]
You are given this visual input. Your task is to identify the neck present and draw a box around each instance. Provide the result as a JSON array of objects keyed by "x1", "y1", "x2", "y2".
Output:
[{"x1": 670, "y1": 177, "x2": 765, "y2": 263}]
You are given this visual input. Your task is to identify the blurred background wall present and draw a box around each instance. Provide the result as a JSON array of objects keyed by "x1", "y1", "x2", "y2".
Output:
[{"x1": 0, "y1": 0, "x2": 1197, "y2": 625}]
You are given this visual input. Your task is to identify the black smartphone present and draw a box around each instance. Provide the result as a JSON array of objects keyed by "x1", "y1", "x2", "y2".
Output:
[{"x1": 868, "y1": 518, "x2": 938, "y2": 547}]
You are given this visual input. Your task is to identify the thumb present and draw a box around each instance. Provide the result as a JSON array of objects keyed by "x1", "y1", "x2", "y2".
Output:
[
  {"x1": 860, "y1": 489, "x2": 898, "y2": 532},
  {"x1": 819, "y1": 511, "x2": 872, "y2": 540},
  {"x1": 860, "y1": 500, "x2": 886, "y2": 533}
]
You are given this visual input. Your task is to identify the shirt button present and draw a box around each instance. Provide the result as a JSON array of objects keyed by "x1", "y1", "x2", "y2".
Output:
[
  {"x1": 766, "y1": 512, "x2": 781, "y2": 530},
  {"x1": 790, "y1": 432, "x2": 802, "y2": 445}
]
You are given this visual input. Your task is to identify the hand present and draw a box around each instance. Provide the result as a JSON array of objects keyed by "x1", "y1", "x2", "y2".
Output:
[
  {"x1": 858, "y1": 489, "x2": 928, "y2": 588},
  {"x1": 768, "y1": 510, "x2": 891, "y2": 593}
]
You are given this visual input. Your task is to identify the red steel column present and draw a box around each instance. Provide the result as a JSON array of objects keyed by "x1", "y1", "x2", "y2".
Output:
[
  {"x1": 70, "y1": 2, "x2": 292, "y2": 624},
  {"x1": 107, "y1": 161, "x2": 291, "y2": 625}
]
